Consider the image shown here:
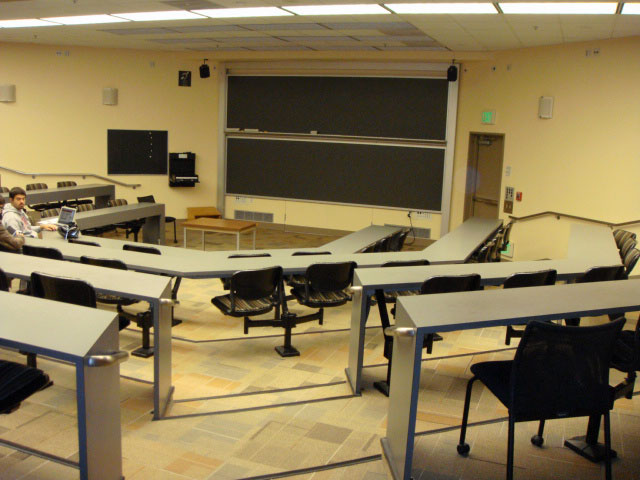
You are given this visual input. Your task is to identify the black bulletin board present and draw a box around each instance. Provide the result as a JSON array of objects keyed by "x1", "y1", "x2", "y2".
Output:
[
  {"x1": 107, "y1": 129, "x2": 168, "y2": 175},
  {"x1": 226, "y1": 138, "x2": 445, "y2": 211}
]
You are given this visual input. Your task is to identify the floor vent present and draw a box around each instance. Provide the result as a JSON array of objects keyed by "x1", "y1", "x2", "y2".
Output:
[
  {"x1": 385, "y1": 224, "x2": 431, "y2": 239},
  {"x1": 234, "y1": 210, "x2": 274, "y2": 223}
]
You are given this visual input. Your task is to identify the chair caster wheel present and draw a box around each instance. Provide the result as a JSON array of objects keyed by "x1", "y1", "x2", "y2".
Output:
[
  {"x1": 457, "y1": 443, "x2": 470, "y2": 456},
  {"x1": 531, "y1": 435, "x2": 544, "y2": 447}
]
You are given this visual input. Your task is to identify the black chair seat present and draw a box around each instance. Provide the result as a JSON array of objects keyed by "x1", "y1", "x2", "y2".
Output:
[
  {"x1": 469, "y1": 360, "x2": 513, "y2": 409},
  {"x1": 212, "y1": 295, "x2": 275, "y2": 316},
  {"x1": 291, "y1": 287, "x2": 350, "y2": 307},
  {"x1": 0, "y1": 360, "x2": 52, "y2": 414}
]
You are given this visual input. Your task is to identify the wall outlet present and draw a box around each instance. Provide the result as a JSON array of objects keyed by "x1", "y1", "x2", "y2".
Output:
[{"x1": 415, "y1": 211, "x2": 431, "y2": 219}]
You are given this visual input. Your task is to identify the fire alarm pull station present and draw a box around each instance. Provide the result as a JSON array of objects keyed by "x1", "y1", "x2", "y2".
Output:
[{"x1": 516, "y1": 192, "x2": 522, "y2": 202}]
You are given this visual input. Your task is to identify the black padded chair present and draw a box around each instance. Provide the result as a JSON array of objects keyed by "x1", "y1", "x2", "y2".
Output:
[
  {"x1": 468, "y1": 242, "x2": 492, "y2": 263},
  {"x1": 620, "y1": 236, "x2": 637, "y2": 259},
  {"x1": 622, "y1": 248, "x2": 640, "y2": 278},
  {"x1": 611, "y1": 315, "x2": 640, "y2": 401},
  {"x1": 220, "y1": 253, "x2": 272, "y2": 290},
  {"x1": 0, "y1": 360, "x2": 52, "y2": 414},
  {"x1": 374, "y1": 273, "x2": 481, "y2": 396},
  {"x1": 122, "y1": 244, "x2": 183, "y2": 326},
  {"x1": 504, "y1": 269, "x2": 558, "y2": 345},
  {"x1": 109, "y1": 199, "x2": 144, "y2": 242},
  {"x1": 22, "y1": 244, "x2": 64, "y2": 260},
  {"x1": 614, "y1": 229, "x2": 636, "y2": 249},
  {"x1": 565, "y1": 265, "x2": 624, "y2": 326},
  {"x1": 387, "y1": 229, "x2": 410, "y2": 252},
  {"x1": 79, "y1": 256, "x2": 156, "y2": 357},
  {"x1": 25, "y1": 183, "x2": 60, "y2": 212},
  {"x1": 56, "y1": 181, "x2": 92, "y2": 207},
  {"x1": 138, "y1": 195, "x2": 177, "y2": 244},
  {"x1": 40, "y1": 207, "x2": 60, "y2": 219},
  {"x1": 0, "y1": 268, "x2": 9, "y2": 292},
  {"x1": 499, "y1": 221, "x2": 513, "y2": 252},
  {"x1": 68, "y1": 238, "x2": 100, "y2": 247},
  {"x1": 212, "y1": 266, "x2": 295, "y2": 355},
  {"x1": 457, "y1": 319, "x2": 625, "y2": 480},
  {"x1": 380, "y1": 259, "x2": 430, "y2": 313},
  {"x1": 286, "y1": 251, "x2": 332, "y2": 290}
]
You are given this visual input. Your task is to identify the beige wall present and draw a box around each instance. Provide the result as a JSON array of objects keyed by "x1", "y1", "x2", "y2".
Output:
[
  {"x1": 2, "y1": 36, "x2": 639, "y2": 255},
  {"x1": 0, "y1": 43, "x2": 219, "y2": 219},
  {"x1": 452, "y1": 36, "x2": 640, "y2": 260}
]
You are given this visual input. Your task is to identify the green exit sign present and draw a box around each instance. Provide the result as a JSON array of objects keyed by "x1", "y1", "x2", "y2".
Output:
[{"x1": 481, "y1": 110, "x2": 496, "y2": 124}]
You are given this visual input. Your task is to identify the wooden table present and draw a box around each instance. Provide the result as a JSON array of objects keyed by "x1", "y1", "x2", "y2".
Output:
[
  {"x1": 182, "y1": 217, "x2": 257, "y2": 250},
  {"x1": 186, "y1": 206, "x2": 222, "y2": 220}
]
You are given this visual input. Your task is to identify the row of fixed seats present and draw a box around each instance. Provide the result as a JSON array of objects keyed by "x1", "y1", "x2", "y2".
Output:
[
  {"x1": 359, "y1": 228, "x2": 410, "y2": 253},
  {"x1": 469, "y1": 221, "x2": 513, "y2": 263},
  {"x1": 614, "y1": 228, "x2": 640, "y2": 278}
]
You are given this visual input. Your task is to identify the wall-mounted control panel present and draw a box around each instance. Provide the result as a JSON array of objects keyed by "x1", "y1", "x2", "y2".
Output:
[{"x1": 504, "y1": 186, "x2": 514, "y2": 214}]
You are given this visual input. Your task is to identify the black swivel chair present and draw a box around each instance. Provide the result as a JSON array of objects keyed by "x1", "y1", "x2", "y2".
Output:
[
  {"x1": 614, "y1": 229, "x2": 636, "y2": 249},
  {"x1": 40, "y1": 207, "x2": 60, "y2": 219},
  {"x1": 108, "y1": 199, "x2": 144, "y2": 242},
  {"x1": 286, "y1": 251, "x2": 332, "y2": 290},
  {"x1": 387, "y1": 229, "x2": 410, "y2": 252},
  {"x1": 79, "y1": 256, "x2": 155, "y2": 357},
  {"x1": 0, "y1": 360, "x2": 52, "y2": 414},
  {"x1": 25, "y1": 183, "x2": 61, "y2": 212},
  {"x1": 565, "y1": 265, "x2": 624, "y2": 326},
  {"x1": 22, "y1": 244, "x2": 64, "y2": 260},
  {"x1": 504, "y1": 269, "x2": 558, "y2": 345},
  {"x1": 611, "y1": 315, "x2": 640, "y2": 400},
  {"x1": 457, "y1": 319, "x2": 625, "y2": 480},
  {"x1": 212, "y1": 266, "x2": 294, "y2": 355},
  {"x1": 375, "y1": 273, "x2": 481, "y2": 396},
  {"x1": 619, "y1": 237, "x2": 637, "y2": 259},
  {"x1": 137, "y1": 195, "x2": 177, "y2": 244},
  {"x1": 56, "y1": 181, "x2": 92, "y2": 208},
  {"x1": 622, "y1": 248, "x2": 640, "y2": 279}
]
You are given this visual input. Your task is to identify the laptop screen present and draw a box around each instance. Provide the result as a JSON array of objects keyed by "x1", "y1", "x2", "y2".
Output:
[{"x1": 57, "y1": 206, "x2": 76, "y2": 225}]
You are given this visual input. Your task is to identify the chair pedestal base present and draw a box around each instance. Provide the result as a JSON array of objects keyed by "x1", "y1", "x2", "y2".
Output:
[
  {"x1": 131, "y1": 346, "x2": 154, "y2": 358},
  {"x1": 564, "y1": 438, "x2": 617, "y2": 463},
  {"x1": 373, "y1": 380, "x2": 390, "y2": 397},
  {"x1": 275, "y1": 345, "x2": 300, "y2": 357}
]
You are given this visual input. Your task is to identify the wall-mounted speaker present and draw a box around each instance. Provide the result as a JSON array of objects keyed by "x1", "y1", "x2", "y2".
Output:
[
  {"x1": 447, "y1": 65, "x2": 458, "y2": 82},
  {"x1": 103, "y1": 87, "x2": 118, "y2": 106},
  {"x1": 538, "y1": 96, "x2": 554, "y2": 119},
  {"x1": 0, "y1": 84, "x2": 16, "y2": 103},
  {"x1": 199, "y1": 63, "x2": 210, "y2": 79}
]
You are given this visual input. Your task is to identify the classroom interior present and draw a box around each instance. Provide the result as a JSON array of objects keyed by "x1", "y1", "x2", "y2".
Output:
[{"x1": 1, "y1": 2, "x2": 640, "y2": 479}]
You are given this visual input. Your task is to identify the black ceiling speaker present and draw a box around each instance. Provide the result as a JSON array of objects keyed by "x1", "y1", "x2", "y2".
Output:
[
  {"x1": 199, "y1": 60, "x2": 210, "y2": 78},
  {"x1": 447, "y1": 65, "x2": 458, "y2": 82}
]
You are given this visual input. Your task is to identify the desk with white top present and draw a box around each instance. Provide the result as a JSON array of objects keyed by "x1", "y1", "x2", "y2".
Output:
[
  {"x1": 0, "y1": 252, "x2": 173, "y2": 420},
  {"x1": 0, "y1": 291, "x2": 124, "y2": 480},
  {"x1": 381, "y1": 279, "x2": 640, "y2": 480}
]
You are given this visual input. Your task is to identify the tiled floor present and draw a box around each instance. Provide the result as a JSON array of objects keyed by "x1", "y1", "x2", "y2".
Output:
[{"x1": 0, "y1": 224, "x2": 638, "y2": 479}]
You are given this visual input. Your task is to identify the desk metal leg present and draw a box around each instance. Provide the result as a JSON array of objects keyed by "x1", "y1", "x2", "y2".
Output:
[
  {"x1": 346, "y1": 286, "x2": 370, "y2": 395},
  {"x1": 201, "y1": 231, "x2": 205, "y2": 250},
  {"x1": 236, "y1": 232, "x2": 240, "y2": 250},
  {"x1": 143, "y1": 214, "x2": 165, "y2": 245},
  {"x1": 77, "y1": 321, "x2": 123, "y2": 480},
  {"x1": 183, "y1": 228, "x2": 187, "y2": 248},
  {"x1": 381, "y1": 330, "x2": 424, "y2": 480},
  {"x1": 253, "y1": 229, "x2": 256, "y2": 249},
  {"x1": 153, "y1": 284, "x2": 174, "y2": 420},
  {"x1": 565, "y1": 414, "x2": 617, "y2": 462}
]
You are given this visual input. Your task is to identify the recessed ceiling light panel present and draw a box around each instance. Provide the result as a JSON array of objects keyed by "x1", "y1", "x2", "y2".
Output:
[
  {"x1": 622, "y1": 2, "x2": 640, "y2": 14},
  {"x1": 0, "y1": 18, "x2": 59, "y2": 28},
  {"x1": 385, "y1": 3, "x2": 498, "y2": 14},
  {"x1": 193, "y1": 7, "x2": 292, "y2": 18},
  {"x1": 42, "y1": 15, "x2": 129, "y2": 25},
  {"x1": 499, "y1": 3, "x2": 617, "y2": 14},
  {"x1": 112, "y1": 11, "x2": 205, "y2": 21},
  {"x1": 283, "y1": 4, "x2": 390, "y2": 15}
]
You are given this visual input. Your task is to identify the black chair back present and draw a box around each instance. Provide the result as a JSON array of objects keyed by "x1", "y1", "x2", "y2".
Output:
[
  {"x1": 230, "y1": 266, "x2": 282, "y2": 301},
  {"x1": 420, "y1": 273, "x2": 481, "y2": 295},
  {"x1": 623, "y1": 248, "x2": 640, "y2": 278},
  {"x1": 387, "y1": 229, "x2": 410, "y2": 252},
  {"x1": 228, "y1": 253, "x2": 271, "y2": 258},
  {"x1": 0, "y1": 268, "x2": 9, "y2": 292},
  {"x1": 123, "y1": 244, "x2": 161, "y2": 255},
  {"x1": 382, "y1": 259, "x2": 430, "y2": 268},
  {"x1": 30, "y1": 272, "x2": 97, "y2": 308},
  {"x1": 620, "y1": 237, "x2": 637, "y2": 258},
  {"x1": 76, "y1": 204, "x2": 94, "y2": 212},
  {"x1": 306, "y1": 262, "x2": 356, "y2": 292},
  {"x1": 615, "y1": 230, "x2": 637, "y2": 248},
  {"x1": 80, "y1": 256, "x2": 127, "y2": 271},
  {"x1": 503, "y1": 269, "x2": 557, "y2": 289},
  {"x1": 500, "y1": 222, "x2": 513, "y2": 250},
  {"x1": 40, "y1": 208, "x2": 60, "y2": 218},
  {"x1": 137, "y1": 195, "x2": 155, "y2": 203},
  {"x1": 577, "y1": 265, "x2": 624, "y2": 283},
  {"x1": 512, "y1": 319, "x2": 624, "y2": 421},
  {"x1": 57, "y1": 181, "x2": 77, "y2": 187},
  {"x1": 22, "y1": 244, "x2": 63, "y2": 260},
  {"x1": 292, "y1": 251, "x2": 331, "y2": 256},
  {"x1": 25, "y1": 183, "x2": 47, "y2": 191},
  {"x1": 69, "y1": 238, "x2": 100, "y2": 247}
]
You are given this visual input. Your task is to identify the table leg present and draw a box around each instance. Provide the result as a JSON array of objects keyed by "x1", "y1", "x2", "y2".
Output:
[
  {"x1": 201, "y1": 231, "x2": 205, "y2": 251},
  {"x1": 346, "y1": 286, "x2": 370, "y2": 395},
  {"x1": 253, "y1": 229, "x2": 256, "y2": 249},
  {"x1": 183, "y1": 228, "x2": 187, "y2": 248},
  {"x1": 153, "y1": 283, "x2": 174, "y2": 420},
  {"x1": 380, "y1": 329, "x2": 424, "y2": 480},
  {"x1": 76, "y1": 320, "x2": 123, "y2": 480},
  {"x1": 565, "y1": 414, "x2": 617, "y2": 462},
  {"x1": 142, "y1": 214, "x2": 165, "y2": 245},
  {"x1": 236, "y1": 232, "x2": 240, "y2": 250}
]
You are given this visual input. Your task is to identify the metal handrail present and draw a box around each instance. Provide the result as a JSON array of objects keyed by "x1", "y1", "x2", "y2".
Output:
[
  {"x1": 509, "y1": 211, "x2": 640, "y2": 229},
  {"x1": 0, "y1": 165, "x2": 141, "y2": 189}
]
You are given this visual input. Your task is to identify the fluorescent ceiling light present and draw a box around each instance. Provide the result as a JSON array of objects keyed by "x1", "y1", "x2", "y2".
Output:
[
  {"x1": 42, "y1": 15, "x2": 129, "y2": 25},
  {"x1": 283, "y1": 4, "x2": 390, "y2": 15},
  {"x1": 499, "y1": 3, "x2": 617, "y2": 14},
  {"x1": 193, "y1": 7, "x2": 292, "y2": 18},
  {"x1": 0, "y1": 18, "x2": 58, "y2": 28},
  {"x1": 112, "y1": 11, "x2": 205, "y2": 21},
  {"x1": 386, "y1": 3, "x2": 497, "y2": 13},
  {"x1": 622, "y1": 3, "x2": 640, "y2": 14}
]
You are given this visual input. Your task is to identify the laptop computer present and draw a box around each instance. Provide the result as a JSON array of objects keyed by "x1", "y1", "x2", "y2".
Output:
[{"x1": 39, "y1": 206, "x2": 77, "y2": 226}]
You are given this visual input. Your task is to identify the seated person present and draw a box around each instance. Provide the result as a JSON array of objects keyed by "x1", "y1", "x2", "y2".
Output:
[
  {"x1": 2, "y1": 187, "x2": 57, "y2": 238},
  {"x1": 0, "y1": 195, "x2": 25, "y2": 251}
]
